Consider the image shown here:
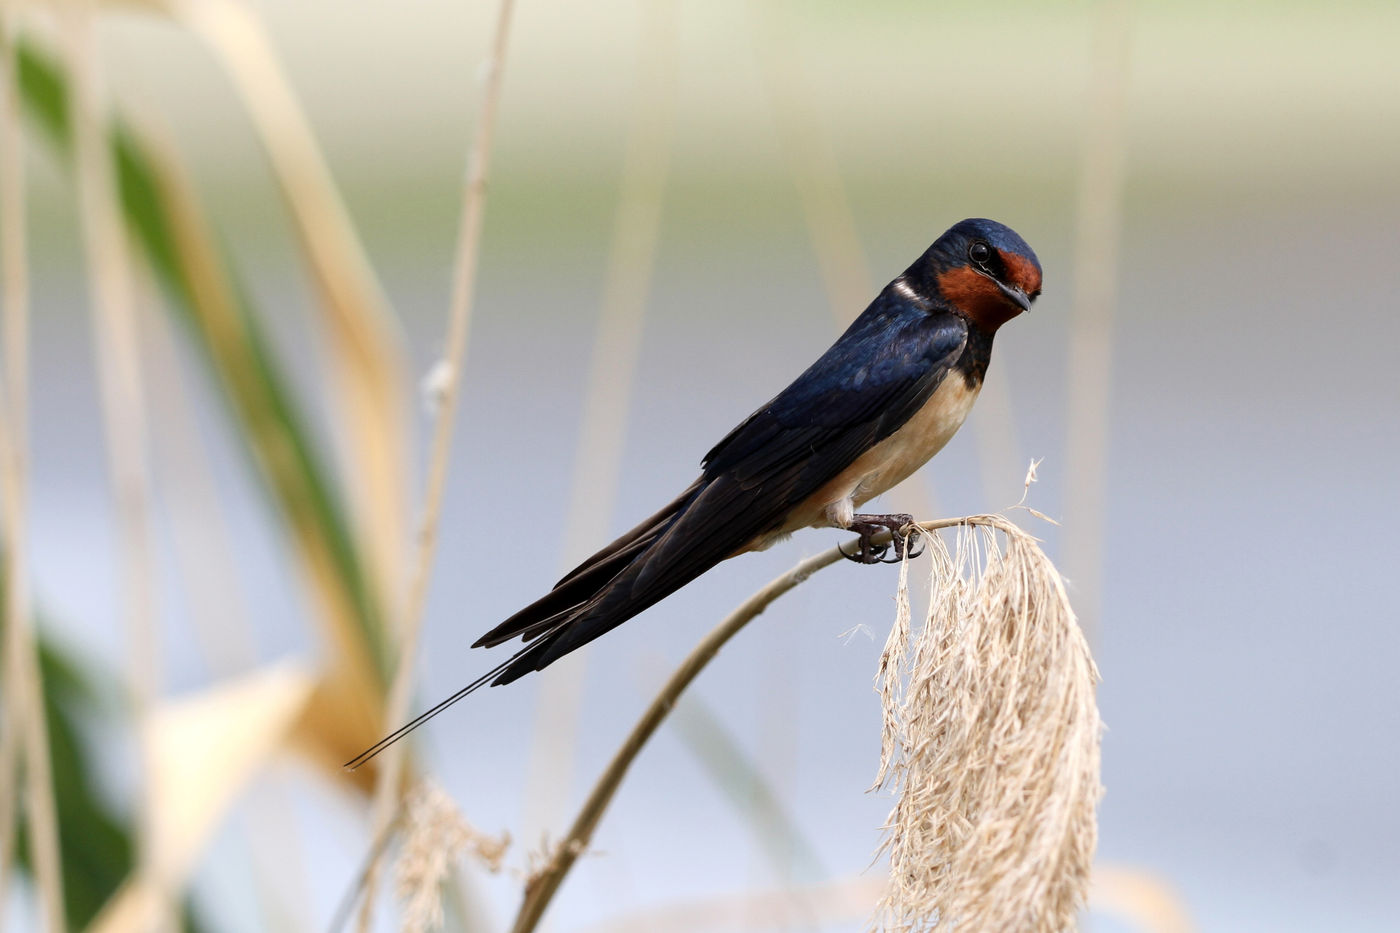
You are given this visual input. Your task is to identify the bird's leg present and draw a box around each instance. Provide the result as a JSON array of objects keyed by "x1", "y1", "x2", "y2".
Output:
[{"x1": 840, "y1": 513, "x2": 921, "y2": 565}]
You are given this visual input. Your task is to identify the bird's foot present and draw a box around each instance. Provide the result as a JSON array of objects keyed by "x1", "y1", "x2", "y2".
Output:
[{"x1": 839, "y1": 513, "x2": 922, "y2": 565}]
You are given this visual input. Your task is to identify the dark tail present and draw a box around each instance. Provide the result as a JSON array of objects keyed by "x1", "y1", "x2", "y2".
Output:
[
  {"x1": 471, "y1": 478, "x2": 707, "y2": 681},
  {"x1": 345, "y1": 479, "x2": 707, "y2": 770}
]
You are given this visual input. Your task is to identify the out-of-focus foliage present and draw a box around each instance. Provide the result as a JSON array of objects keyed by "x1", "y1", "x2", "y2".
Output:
[
  {"x1": 16, "y1": 41, "x2": 387, "y2": 673},
  {"x1": 0, "y1": 596, "x2": 207, "y2": 932}
]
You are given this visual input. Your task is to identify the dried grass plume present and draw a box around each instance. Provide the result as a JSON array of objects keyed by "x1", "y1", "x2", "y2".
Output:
[
  {"x1": 873, "y1": 516, "x2": 1102, "y2": 932},
  {"x1": 394, "y1": 781, "x2": 509, "y2": 933}
]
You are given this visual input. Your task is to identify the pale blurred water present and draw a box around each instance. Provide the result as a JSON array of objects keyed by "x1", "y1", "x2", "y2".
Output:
[
  {"x1": 23, "y1": 180, "x2": 1398, "y2": 931},
  {"x1": 9, "y1": 0, "x2": 1399, "y2": 925}
]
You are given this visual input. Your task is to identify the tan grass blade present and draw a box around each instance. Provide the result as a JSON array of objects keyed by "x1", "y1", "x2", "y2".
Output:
[
  {"x1": 86, "y1": 663, "x2": 318, "y2": 933},
  {"x1": 874, "y1": 519, "x2": 1102, "y2": 932},
  {"x1": 166, "y1": 0, "x2": 410, "y2": 610},
  {"x1": 0, "y1": 13, "x2": 64, "y2": 931},
  {"x1": 61, "y1": 0, "x2": 160, "y2": 733},
  {"x1": 1063, "y1": 0, "x2": 1133, "y2": 644}
]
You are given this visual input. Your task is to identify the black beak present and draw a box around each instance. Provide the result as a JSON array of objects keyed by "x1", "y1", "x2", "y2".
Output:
[{"x1": 996, "y1": 281, "x2": 1033, "y2": 313}]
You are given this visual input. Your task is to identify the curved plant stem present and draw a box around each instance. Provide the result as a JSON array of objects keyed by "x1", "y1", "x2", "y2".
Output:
[{"x1": 509, "y1": 516, "x2": 999, "y2": 933}]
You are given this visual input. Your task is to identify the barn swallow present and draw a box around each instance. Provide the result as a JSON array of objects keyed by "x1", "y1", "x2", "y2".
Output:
[{"x1": 348, "y1": 218, "x2": 1040, "y2": 766}]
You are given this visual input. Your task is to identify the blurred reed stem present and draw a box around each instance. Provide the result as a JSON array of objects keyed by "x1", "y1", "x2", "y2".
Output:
[
  {"x1": 63, "y1": 0, "x2": 159, "y2": 716},
  {"x1": 752, "y1": 0, "x2": 871, "y2": 322},
  {"x1": 520, "y1": 0, "x2": 678, "y2": 846},
  {"x1": 357, "y1": 0, "x2": 518, "y2": 928},
  {"x1": 1064, "y1": 0, "x2": 1133, "y2": 645},
  {"x1": 62, "y1": 3, "x2": 168, "y2": 926},
  {"x1": 0, "y1": 11, "x2": 25, "y2": 921},
  {"x1": 0, "y1": 12, "x2": 64, "y2": 932}
]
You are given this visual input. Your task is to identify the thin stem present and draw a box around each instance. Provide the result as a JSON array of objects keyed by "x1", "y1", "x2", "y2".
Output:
[
  {"x1": 0, "y1": 11, "x2": 65, "y2": 932},
  {"x1": 356, "y1": 0, "x2": 518, "y2": 928},
  {"x1": 65, "y1": 1, "x2": 167, "y2": 925},
  {"x1": 509, "y1": 515, "x2": 1010, "y2": 933}
]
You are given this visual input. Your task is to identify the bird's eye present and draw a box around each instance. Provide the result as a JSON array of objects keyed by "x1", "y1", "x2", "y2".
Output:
[{"x1": 968, "y1": 241, "x2": 992, "y2": 265}]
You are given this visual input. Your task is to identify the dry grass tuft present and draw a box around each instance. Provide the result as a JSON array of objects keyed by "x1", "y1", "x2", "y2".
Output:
[
  {"x1": 394, "y1": 781, "x2": 509, "y2": 933},
  {"x1": 873, "y1": 517, "x2": 1101, "y2": 933}
]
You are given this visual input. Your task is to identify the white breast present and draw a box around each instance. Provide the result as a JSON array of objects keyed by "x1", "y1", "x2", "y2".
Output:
[
  {"x1": 746, "y1": 372, "x2": 982, "y2": 548},
  {"x1": 850, "y1": 372, "x2": 981, "y2": 505}
]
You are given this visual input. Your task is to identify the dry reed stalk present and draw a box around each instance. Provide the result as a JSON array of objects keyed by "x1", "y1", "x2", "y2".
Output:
[
  {"x1": 1063, "y1": 0, "x2": 1133, "y2": 645},
  {"x1": 0, "y1": 12, "x2": 26, "y2": 922},
  {"x1": 519, "y1": 0, "x2": 678, "y2": 844},
  {"x1": 62, "y1": 2, "x2": 167, "y2": 926},
  {"x1": 64, "y1": 0, "x2": 160, "y2": 708},
  {"x1": 394, "y1": 780, "x2": 508, "y2": 933},
  {"x1": 0, "y1": 13, "x2": 65, "y2": 931},
  {"x1": 357, "y1": 0, "x2": 518, "y2": 928},
  {"x1": 168, "y1": 0, "x2": 410, "y2": 607},
  {"x1": 873, "y1": 518, "x2": 1101, "y2": 932}
]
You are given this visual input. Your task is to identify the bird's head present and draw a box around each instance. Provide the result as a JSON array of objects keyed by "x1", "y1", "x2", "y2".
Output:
[{"x1": 910, "y1": 218, "x2": 1042, "y2": 332}]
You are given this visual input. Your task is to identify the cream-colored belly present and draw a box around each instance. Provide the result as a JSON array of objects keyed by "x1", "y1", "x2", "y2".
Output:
[{"x1": 785, "y1": 373, "x2": 980, "y2": 534}]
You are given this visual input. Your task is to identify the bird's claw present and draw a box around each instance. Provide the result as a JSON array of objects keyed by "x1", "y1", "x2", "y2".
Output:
[
  {"x1": 839, "y1": 537, "x2": 890, "y2": 564},
  {"x1": 877, "y1": 525, "x2": 924, "y2": 563},
  {"x1": 841, "y1": 514, "x2": 922, "y2": 565}
]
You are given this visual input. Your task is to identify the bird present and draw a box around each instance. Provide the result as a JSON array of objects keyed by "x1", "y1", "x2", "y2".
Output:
[{"x1": 347, "y1": 217, "x2": 1040, "y2": 767}]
